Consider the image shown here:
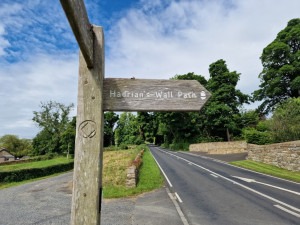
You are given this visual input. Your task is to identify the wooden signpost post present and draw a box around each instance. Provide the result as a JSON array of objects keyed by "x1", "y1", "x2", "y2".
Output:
[
  {"x1": 60, "y1": 1, "x2": 211, "y2": 225},
  {"x1": 60, "y1": 1, "x2": 104, "y2": 225}
]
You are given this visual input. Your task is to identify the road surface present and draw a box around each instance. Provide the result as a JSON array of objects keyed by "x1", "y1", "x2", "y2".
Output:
[{"x1": 149, "y1": 145, "x2": 300, "y2": 225}]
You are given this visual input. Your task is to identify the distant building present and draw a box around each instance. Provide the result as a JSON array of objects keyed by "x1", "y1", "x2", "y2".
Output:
[{"x1": 0, "y1": 148, "x2": 15, "y2": 163}]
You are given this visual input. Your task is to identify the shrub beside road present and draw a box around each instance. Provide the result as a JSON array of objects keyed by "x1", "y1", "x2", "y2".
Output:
[{"x1": 0, "y1": 157, "x2": 74, "y2": 186}]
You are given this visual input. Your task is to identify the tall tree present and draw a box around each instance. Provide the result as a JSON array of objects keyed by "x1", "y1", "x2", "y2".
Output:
[
  {"x1": 155, "y1": 73, "x2": 208, "y2": 146},
  {"x1": 32, "y1": 101, "x2": 74, "y2": 155},
  {"x1": 104, "y1": 112, "x2": 119, "y2": 147},
  {"x1": 204, "y1": 59, "x2": 249, "y2": 141},
  {"x1": 114, "y1": 112, "x2": 141, "y2": 146},
  {"x1": 253, "y1": 18, "x2": 300, "y2": 114},
  {"x1": 270, "y1": 97, "x2": 300, "y2": 142}
]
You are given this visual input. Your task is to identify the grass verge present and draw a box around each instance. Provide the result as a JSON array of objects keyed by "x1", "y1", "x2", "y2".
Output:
[
  {"x1": 0, "y1": 171, "x2": 70, "y2": 189},
  {"x1": 0, "y1": 157, "x2": 73, "y2": 189},
  {"x1": 0, "y1": 146, "x2": 164, "y2": 198},
  {"x1": 0, "y1": 157, "x2": 73, "y2": 172},
  {"x1": 103, "y1": 146, "x2": 164, "y2": 198},
  {"x1": 230, "y1": 160, "x2": 300, "y2": 183}
]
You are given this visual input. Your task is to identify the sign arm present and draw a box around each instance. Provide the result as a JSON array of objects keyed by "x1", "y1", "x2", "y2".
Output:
[{"x1": 60, "y1": 0, "x2": 94, "y2": 68}]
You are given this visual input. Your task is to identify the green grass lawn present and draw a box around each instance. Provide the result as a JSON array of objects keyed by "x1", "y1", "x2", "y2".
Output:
[
  {"x1": 0, "y1": 157, "x2": 73, "y2": 172},
  {"x1": 0, "y1": 146, "x2": 164, "y2": 198},
  {"x1": 230, "y1": 160, "x2": 300, "y2": 183},
  {"x1": 103, "y1": 147, "x2": 164, "y2": 198}
]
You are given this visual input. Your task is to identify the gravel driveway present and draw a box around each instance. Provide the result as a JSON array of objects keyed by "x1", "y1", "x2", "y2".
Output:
[
  {"x1": 0, "y1": 172, "x2": 182, "y2": 225},
  {"x1": 0, "y1": 172, "x2": 136, "y2": 225}
]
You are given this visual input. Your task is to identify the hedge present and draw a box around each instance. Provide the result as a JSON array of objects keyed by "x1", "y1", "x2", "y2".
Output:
[{"x1": 0, "y1": 162, "x2": 74, "y2": 182}]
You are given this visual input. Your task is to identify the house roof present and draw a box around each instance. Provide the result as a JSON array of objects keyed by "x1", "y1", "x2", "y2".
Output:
[{"x1": 0, "y1": 148, "x2": 15, "y2": 158}]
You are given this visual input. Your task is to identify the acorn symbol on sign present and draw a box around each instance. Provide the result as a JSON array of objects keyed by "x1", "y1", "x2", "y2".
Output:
[{"x1": 200, "y1": 91, "x2": 206, "y2": 100}]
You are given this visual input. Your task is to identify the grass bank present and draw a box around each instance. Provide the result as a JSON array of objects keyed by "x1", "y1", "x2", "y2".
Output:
[
  {"x1": 103, "y1": 146, "x2": 164, "y2": 198},
  {"x1": 0, "y1": 157, "x2": 74, "y2": 189},
  {"x1": 0, "y1": 146, "x2": 164, "y2": 198},
  {"x1": 230, "y1": 160, "x2": 300, "y2": 183},
  {"x1": 0, "y1": 157, "x2": 73, "y2": 172}
]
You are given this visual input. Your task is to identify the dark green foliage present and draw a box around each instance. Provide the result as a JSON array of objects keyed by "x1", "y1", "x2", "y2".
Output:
[
  {"x1": 155, "y1": 73, "x2": 209, "y2": 146},
  {"x1": 136, "y1": 112, "x2": 158, "y2": 143},
  {"x1": 242, "y1": 128, "x2": 273, "y2": 145},
  {"x1": 104, "y1": 112, "x2": 119, "y2": 147},
  {"x1": 168, "y1": 142, "x2": 190, "y2": 151},
  {"x1": 204, "y1": 59, "x2": 250, "y2": 141},
  {"x1": 0, "y1": 162, "x2": 74, "y2": 182},
  {"x1": 60, "y1": 116, "x2": 76, "y2": 155},
  {"x1": 254, "y1": 18, "x2": 300, "y2": 114},
  {"x1": 114, "y1": 112, "x2": 147, "y2": 146},
  {"x1": 32, "y1": 101, "x2": 74, "y2": 155},
  {"x1": 270, "y1": 97, "x2": 300, "y2": 142},
  {"x1": 0, "y1": 135, "x2": 32, "y2": 157}
]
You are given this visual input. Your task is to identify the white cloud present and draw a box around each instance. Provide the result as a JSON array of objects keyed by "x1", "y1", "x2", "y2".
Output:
[
  {"x1": 1, "y1": 0, "x2": 300, "y2": 139},
  {"x1": 0, "y1": 54, "x2": 78, "y2": 138},
  {"x1": 106, "y1": 0, "x2": 300, "y2": 97}
]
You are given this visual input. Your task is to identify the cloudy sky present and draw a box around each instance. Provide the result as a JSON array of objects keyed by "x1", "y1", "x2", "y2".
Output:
[{"x1": 0, "y1": 0, "x2": 299, "y2": 139}]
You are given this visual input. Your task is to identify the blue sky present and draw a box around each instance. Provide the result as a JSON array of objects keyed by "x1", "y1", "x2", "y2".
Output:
[{"x1": 0, "y1": 0, "x2": 300, "y2": 139}]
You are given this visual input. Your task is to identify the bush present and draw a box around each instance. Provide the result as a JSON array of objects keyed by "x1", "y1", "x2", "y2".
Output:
[
  {"x1": 242, "y1": 128, "x2": 273, "y2": 145},
  {"x1": 119, "y1": 143, "x2": 128, "y2": 150},
  {"x1": 0, "y1": 162, "x2": 74, "y2": 183},
  {"x1": 169, "y1": 142, "x2": 190, "y2": 151}
]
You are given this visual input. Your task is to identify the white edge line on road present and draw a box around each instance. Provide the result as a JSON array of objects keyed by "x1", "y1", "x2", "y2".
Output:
[
  {"x1": 182, "y1": 152, "x2": 300, "y2": 185},
  {"x1": 157, "y1": 148, "x2": 300, "y2": 214},
  {"x1": 232, "y1": 176, "x2": 300, "y2": 196},
  {"x1": 166, "y1": 188, "x2": 190, "y2": 225},
  {"x1": 150, "y1": 149, "x2": 173, "y2": 188},
  {"x1": 175, "y1": 192, "x2": 183, "y2": 203},
  {"x1": 274, "y1": 205, "x2": 300, "y2": 218},
  {"x1": 210, "y1": 174, "x2": 219, "y2": 178}
]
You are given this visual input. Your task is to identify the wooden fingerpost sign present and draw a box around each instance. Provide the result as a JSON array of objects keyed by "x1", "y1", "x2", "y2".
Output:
[
  {"x1": 60, "y1": 0, "x2": 104, "y2": 225},
  {"x1": 60, "y1": 1, "x2": 211, "y2": 225}
]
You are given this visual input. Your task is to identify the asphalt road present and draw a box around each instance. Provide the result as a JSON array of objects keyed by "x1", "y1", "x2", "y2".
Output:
[{"x1": 149, "y1": 145, "x2": 300, "y2": 225}]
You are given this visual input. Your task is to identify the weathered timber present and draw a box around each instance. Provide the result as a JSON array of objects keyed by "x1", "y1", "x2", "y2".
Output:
[
  {"x1": 60, "y1": 0, "x2": 94, "y2": 68},
  {"x1": 103, "y1": 78, "x2": 211, "y2": 111},
  {"x1": 70, "y1": 26, "x2": 104, "y2": 225}
]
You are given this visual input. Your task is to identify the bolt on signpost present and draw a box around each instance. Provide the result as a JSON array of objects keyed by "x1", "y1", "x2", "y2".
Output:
[{"x1": 60, "y1": 1, "x2": 211, "y2": 225}]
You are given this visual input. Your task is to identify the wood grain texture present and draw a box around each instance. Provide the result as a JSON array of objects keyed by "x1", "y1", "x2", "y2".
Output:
[
  {"x1": 103, "y1": 78, "x2": 211, "y2": 111},
  {"x1": 60, "y1": 0, "x2": 94, "y2": 68},
  {"x1": 70, "y1": 26, "x2": 104, "y2": 225}
]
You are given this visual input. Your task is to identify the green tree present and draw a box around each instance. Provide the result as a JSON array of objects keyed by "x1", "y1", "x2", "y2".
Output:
[
  {"x1": 0, "y1": 135, "x2": 32, "y2": 157},
  {"x1": 204, "y1": 59, "x2": 250, "y2": 141},
  {"x1": 270, "y1": 97, "x2": 300, "y2": 142},
  {"x1": 253, "y1": 18, "x2": 300, "y2": 114},
  {"x1": 114, "y1": 112, "x2": 141, "y2": 146},
  {"x1": 32, "y1": 101, "x2": 74, "y2": 155},
  {"x1": 155, "y1": 72, "x2": 208, "y2": 147},
  {"x1": 136, "y1": 112, "x2": 159, "y2": 143},
  {"x1": 61, "y1": 116, "x2": 76, "y2": 157},
  {"x1": 104, "y1": 112, "x2": 119, "y2": 147}
]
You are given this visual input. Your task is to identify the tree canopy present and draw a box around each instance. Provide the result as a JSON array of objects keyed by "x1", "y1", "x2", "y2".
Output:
[
  {"x1": 254, "y1": 18, "x2": 300, "y2": 114},
  {"x1": 204, "y1": 59, "x2": 250, "y2": 141},
  {"x1": 32, "y1": 101, "x2": 74, "y2": 155},
  {"x1": 0, "y1": 135, "x2": 32, "y2": 157}
]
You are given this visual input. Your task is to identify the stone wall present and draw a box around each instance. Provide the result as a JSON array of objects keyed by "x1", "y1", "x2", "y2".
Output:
[
  {"x1": 247, "y1": 141, "x2": 300, "y2": 171},
  {"x1": 126, "y1": 165, "x2": 137, "y2": 188},
  {"x1": 189, "y1": 140, "x2": 300, "y2": 171},
  {"x1": 126, "y1": 149, "x2": 144, "y2": 188},
  {"x1": 189, "y1": 141, "x2": 247, "y2": 154}
]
